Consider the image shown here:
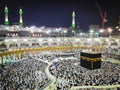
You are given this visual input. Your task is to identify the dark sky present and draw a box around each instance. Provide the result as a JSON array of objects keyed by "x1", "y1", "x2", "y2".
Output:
[{"x1": 0, "y1": 0, "x2": 120, "y2": 30}]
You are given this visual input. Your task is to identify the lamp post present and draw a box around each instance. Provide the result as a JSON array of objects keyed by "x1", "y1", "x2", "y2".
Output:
[
  {"x1": 99, "y1": 29, "x2": 104, "y2": 37},
  {"x1": 107, "y1": 28, "x2": 112, "y2": 38},
  {"x1": 46, "y1": 30, "x2": 51, "y2": 37},
  {"x1": 56, "y1": 28, "x2": 61, "y2": 37},
  {"x1": 90, "y1": 30, "x2": 94, "y2": 38},
  {"x1": 64, "y1": 30, "x2": 67, "y2": 37},
  {"x1": 72, "y1": 30, "x2": 75, "y2": 37}
]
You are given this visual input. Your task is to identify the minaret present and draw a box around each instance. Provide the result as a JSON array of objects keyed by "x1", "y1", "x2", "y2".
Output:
[
  {"x1": 4, "y1": 5, "x2": 9, "y2": 25},
  {"x1": 72, "y1": 11, "x2": 76, "y2": 28},
  {"x1": 19, "y1": 7, "x2": 23, "y2": 26}
]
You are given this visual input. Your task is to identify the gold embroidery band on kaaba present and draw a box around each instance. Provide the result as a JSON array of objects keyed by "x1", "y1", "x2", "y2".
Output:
[{"x1": 81, "y1": 56, "x2": 101, "y2": 62}]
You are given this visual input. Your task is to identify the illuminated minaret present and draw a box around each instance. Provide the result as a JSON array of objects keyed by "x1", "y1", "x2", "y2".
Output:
[
  {"x1": 72, "y1": 11, "x2": 76, "y2": 28},
  {"x1": 19, "y1": 8, "x2": 23, "y2": 26},
  {"x1": 4, "y1": 5, "x2": 9, "y2": 25}
]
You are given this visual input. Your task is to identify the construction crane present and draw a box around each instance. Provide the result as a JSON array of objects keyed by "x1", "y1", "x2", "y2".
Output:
[{"x1": 96, "y1": 1, "x2": 107, "y2": 29}]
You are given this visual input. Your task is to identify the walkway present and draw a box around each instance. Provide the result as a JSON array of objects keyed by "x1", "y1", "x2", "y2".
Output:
[{"x1": 32, "y1": 57, "x2": 60, "y2": 90}]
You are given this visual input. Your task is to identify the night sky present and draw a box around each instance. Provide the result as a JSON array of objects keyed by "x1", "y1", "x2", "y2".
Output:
[{"x1": 0, "y1": 0, "x2": 120, "y2": 31}]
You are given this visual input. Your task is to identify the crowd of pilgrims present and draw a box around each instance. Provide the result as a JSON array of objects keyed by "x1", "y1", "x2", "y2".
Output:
[
  {"x1": 27, "y1": 52, "x2": 120, "y2": 90},
  {"x1": 0, "y1": 51, "x2": 120, "y2": 90},
  {"x1": 0, "y1": 58, "x2": 50, "y2": 90},
  {"x1": 49, "y1": 59, "x2": 120, "y2": 89}
]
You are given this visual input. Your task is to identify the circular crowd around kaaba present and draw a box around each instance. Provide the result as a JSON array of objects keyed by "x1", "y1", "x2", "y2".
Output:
[{"x1": 0, "y1": 52, "x2": 120, "y2": 90}]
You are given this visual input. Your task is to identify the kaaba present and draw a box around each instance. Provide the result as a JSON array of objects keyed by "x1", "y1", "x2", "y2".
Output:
[{"x1": 80, "y1": 52, "x2": 101, "y2": 70}]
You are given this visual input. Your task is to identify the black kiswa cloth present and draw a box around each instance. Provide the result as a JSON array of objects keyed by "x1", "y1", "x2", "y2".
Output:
[{"x1": 80, "y1": 52, "x2": 101, "y2": 70}]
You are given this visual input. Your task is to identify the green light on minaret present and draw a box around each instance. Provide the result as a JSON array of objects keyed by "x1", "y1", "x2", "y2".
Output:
[
  {"x1": 19, "y1": 22, "x2": 23, "y2": 26},
  {"x1": 4, "y1": 21, "x2": 9, "y2": 25},
  {"x1": 72, "y1": 24, "x2": 76, "y2": 28},
  {"x1": 72, "y1": 11, "x2": 75, "y2": 17},
  {"x1": 19, "y1": 8, "x2": 23, "y2": 14},
  {"x1": 19, "y1": 8, "x2": 23, "y2": 26},
  {"x1": 4, "y1": 6, "x2": 9, "y2": 25},
  {"x1": 72, "y1": 11, "x2": 76, "y2": 28},
  {"x1": 4, "y1": 6, "x2": 8, "y2": 13}
]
